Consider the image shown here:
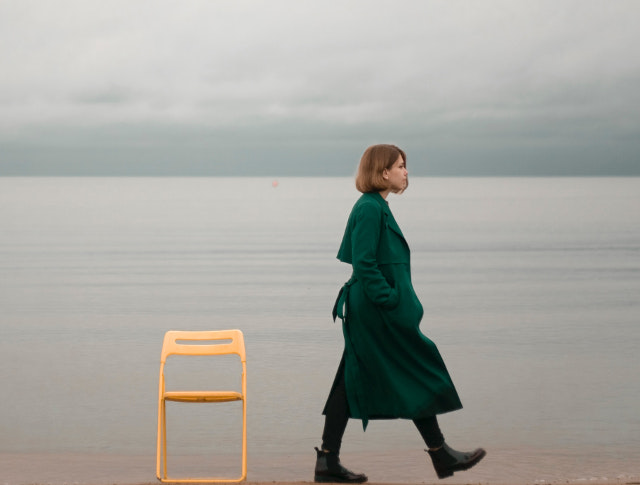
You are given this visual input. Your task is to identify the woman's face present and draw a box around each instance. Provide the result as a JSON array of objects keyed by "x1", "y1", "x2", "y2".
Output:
[{"x1": 383, "y1": 155, "x2": 408, "y2": 194}]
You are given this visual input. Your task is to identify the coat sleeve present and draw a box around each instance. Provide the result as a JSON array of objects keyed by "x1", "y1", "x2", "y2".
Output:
[{"x1": 350, "y1": 202, "x2": 400, "y2": 310}]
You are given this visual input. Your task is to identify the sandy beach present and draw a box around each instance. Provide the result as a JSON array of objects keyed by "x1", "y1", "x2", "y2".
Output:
[
  {"x1": 46, "y1": 479, "x2": 640, "y2": 485},
  {"x1": 2, "y1": 451, "x2": 639, "y2": 485},
  {"x1": 5, "y1": 478, "x2": 637, "y2": 485}
]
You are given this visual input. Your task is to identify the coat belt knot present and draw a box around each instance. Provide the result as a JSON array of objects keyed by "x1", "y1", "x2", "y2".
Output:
[{"x1": 332, "y1": 276, "x2": 357, "y2": 323}]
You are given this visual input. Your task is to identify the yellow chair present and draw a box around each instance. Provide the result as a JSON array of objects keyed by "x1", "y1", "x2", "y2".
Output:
[{"x1": 156, "y1": 329, "x2": 247, "y2": 483}]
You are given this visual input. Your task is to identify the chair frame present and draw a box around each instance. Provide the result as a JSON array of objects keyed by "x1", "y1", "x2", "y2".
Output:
[{"x1": 156, "y1": 329, "x2": 247, "y2": 483}]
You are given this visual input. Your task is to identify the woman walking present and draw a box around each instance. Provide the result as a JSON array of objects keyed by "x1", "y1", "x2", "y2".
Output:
[{"x1": 314, "y1": 144, "x2": 486, "y2": 482}]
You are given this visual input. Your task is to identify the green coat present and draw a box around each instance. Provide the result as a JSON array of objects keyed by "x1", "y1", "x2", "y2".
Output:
[{"x1": 328, "y1": 192, "x2": 462, "y2": 429}]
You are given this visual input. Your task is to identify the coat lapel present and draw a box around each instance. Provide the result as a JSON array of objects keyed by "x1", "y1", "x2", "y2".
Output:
[{"x1": 371, "y1": 192, "x2": 407, "y2": 243}]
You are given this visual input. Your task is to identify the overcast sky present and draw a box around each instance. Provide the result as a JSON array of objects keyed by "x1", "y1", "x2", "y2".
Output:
[{"x1": 1, "y1": 0, "x2": 639, "y2": 176}]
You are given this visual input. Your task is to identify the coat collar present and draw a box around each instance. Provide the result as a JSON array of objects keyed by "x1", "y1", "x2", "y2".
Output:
[
  {"x1": 362, "y1": 192, "x2": 405, "y2": 240},
  {"x1": 363, "y1": 191, "x2": 389, "y2": 210}
]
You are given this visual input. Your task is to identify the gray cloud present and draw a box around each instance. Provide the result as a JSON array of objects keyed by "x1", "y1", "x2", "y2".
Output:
[{"x1": 1, "y1": 0, "x2": 639, "y2": 175}]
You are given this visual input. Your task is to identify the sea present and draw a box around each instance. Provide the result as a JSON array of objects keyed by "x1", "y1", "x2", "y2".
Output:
[{"x1": 0, "y1": 176, "x2": 639, "y2": 484}]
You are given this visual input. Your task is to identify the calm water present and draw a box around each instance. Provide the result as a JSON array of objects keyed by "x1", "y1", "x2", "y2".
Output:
[{"x1": 0, "y1": 177, "x2": 639, "y2": 484}]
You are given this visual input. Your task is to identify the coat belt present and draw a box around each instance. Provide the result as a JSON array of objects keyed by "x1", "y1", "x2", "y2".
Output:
[{"x1": 332, "y1": 275, "x2": 356, "y2": 323}]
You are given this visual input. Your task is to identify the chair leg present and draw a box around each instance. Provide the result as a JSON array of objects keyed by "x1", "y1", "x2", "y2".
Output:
[
  {"x1": 242, "y1": 399, "x2": 247, "y2": 480},
  {"x1": 157, "y1": 399, "x2": 163, "y2": 480},
  {"x1": 162, "y1": 400, "x2": 168, "y2": 479}
]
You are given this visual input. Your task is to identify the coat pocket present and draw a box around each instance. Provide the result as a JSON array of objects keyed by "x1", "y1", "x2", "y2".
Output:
[{"x1": 383, "y1": 282, "x2": 423, "y2": 328}]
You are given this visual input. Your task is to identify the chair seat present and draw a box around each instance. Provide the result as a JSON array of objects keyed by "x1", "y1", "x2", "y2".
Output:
[{"x1": 164, "y1": 390, "x2": 243, "y2": 403}]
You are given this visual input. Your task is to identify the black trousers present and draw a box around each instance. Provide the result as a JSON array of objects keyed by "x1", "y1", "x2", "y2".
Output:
[{"x1": 321, "y1": 366, "x2": 445, "y2": 452}]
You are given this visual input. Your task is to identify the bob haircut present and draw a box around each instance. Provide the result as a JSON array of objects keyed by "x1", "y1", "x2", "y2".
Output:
[{"x1": 355, "y1": 144, "x2": 407, "y2": 193}]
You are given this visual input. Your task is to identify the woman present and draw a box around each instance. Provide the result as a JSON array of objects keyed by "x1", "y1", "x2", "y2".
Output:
[{"x1": 314, "y1": 144, "x2": 486, "y2": 482}]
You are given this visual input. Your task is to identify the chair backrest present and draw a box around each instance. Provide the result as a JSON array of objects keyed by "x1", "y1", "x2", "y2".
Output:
[{"x1": 160, "y1": 329, "x2": 246, "y2": 364}]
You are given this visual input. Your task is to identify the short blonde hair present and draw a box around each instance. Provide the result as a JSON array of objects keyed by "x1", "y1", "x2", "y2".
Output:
[{"x1": 355, "y1": 144, "x2": 407, "y2": 193}]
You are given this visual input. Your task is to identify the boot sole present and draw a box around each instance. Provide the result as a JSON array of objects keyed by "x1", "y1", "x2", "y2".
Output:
[{"x1": 315, "y1": 475, "x2": 368, "y2": 483}]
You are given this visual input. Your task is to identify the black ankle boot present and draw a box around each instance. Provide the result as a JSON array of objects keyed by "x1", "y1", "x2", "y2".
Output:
[
  {"x1": 314, "y1": 447, "x2": 368, "y2": 483},
  {"x1": 427, "y1": 442, "x2": 486, "y2": 479}
]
